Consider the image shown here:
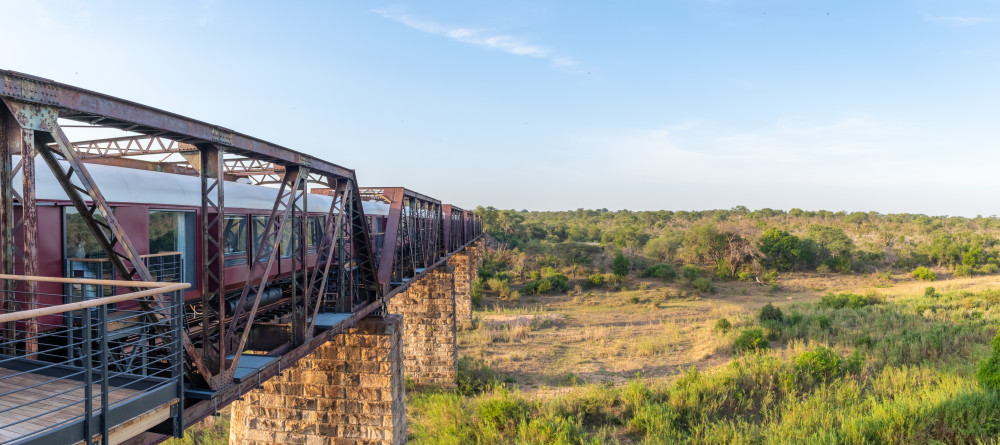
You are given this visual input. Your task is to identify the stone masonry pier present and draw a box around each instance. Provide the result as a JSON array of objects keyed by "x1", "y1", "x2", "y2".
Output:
[
  {"x1": 229, "y1": 315, "x2": 406, "y2": 445},
  {"x1": 229, "y1": 240, "x2": 484, "y2": 443}
]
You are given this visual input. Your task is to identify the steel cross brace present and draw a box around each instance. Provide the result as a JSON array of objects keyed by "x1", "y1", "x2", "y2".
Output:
[
  {"x1": 303, "y1": 178, "x2": 348, "y2": 338},
  {"x1": 220, "y1": 167, "x2": 303, "y2": 386}
]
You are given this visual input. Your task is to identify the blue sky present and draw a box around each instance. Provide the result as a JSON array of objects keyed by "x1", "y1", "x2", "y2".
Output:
[{"x1": 5, "y1": 1, "x2": 1000, "y2": 216}]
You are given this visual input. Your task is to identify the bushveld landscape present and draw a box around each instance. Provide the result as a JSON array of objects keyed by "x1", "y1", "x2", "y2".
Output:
[
  {"x1": 173, "y1": 206, "x2": 1000, "y2": 444},
  {"x1": 408, "y1": 207, "x2": 1000, "y2": 444}
]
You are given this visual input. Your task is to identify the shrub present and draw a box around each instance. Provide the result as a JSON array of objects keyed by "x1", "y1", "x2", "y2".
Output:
[
  {"x1": 641, "y1": 263, "x2": 676, "y2": 281},
  {"x1": 924, "y1": 286, "x2": 937, "y2": 298},
  {"x1": 486, "y1": 277, "x2": 508, "y2": 292},
  {"x1": 981, "y1": 264, "x2": 1000, "y2": 275},
  {"x1": 794, "y1": 347, "x2": 864, "y2": 382},
  {"x1": 818, "y1": 292, "x2": 881, "y2": 309},
  {"x1": 954, "y1": 264, "x2": 975, "y2": 277},
  {"x1": 815, "y1": 315, "x2": 831, "y2": 330},
  {"x1": 978, "y1": 328, "x2": 1000, "y2": 392},
  {"x1": 714, "y1": 318, "x2": 732, "y2": 334},
  {"x1": 758, "y1": 303, "x2": 783, "y2": 322},
  {"x1": 692, "y1": 277, "x2": 714, "y2": 293},
  {"x1": 912, "y1": 266, "x2": 937, "y2": 281},
  {"x1": 613, "y1": 253, "x2": 630, "y2": 278},
  {"x1": 522, "y1": 273, "x2": 570, "y2": 295},
  {"x1": 584, "y1": 273, "x2": 605, "y2": 289},
  {"x1": 471, "y1": 278, "x2": 485, "y2": 304},
  {"x1": 536, "y1": 280, "x2": 553, "y2": 295},
  {"x1": 734, "y1": 327, "x2": 768, "y2": 352},
  {"x1": 681, "y1": 264, "x2": 703, "y2": 282},
  {"x1": 795, "y1": 346, "x2": 841, "y2": 381}
]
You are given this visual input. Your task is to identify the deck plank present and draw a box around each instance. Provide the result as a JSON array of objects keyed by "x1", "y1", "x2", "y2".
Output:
[{"x1": 0, "y1": 366, "x2": 142, "y2": 443}]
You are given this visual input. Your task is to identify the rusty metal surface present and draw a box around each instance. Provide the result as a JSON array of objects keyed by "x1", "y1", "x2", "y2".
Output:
[{"x1": 0, "y1": 70, "x2": 354, "y2": 180}]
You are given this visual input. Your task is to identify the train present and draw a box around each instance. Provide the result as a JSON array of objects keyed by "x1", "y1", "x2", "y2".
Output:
[{"x1": 7, "y1": 155, "x2": 473, "y2": 341}]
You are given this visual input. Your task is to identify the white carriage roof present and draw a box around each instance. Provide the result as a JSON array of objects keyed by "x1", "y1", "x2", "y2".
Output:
[{"x1": 11, "y1": 156, "x2": 391, "y2": 216}]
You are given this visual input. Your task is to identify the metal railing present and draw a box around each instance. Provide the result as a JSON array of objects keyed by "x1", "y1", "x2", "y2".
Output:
[
  {"x1": 0, "y1": 275, "x2": 189, "y2": 445},
  {"x1": 65, "y1": 252, "x2": 184, "y2": 302}
]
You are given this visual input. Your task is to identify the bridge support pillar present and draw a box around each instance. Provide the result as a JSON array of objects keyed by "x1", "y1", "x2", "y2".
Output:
[
  {"x1": 229, "y1": 315, "x2": 406, "y2": 445},
  {"x1": 387, "y1": 266, "x2": 457, "y2": 387},
  {"x1": 446, "y1": 251, "x2": 474, "y2": 330}
]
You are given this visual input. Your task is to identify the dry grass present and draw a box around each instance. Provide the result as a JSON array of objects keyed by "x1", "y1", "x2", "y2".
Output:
[{"x1": 460, "y1": 272, "x2": 1000, "y2": 394}]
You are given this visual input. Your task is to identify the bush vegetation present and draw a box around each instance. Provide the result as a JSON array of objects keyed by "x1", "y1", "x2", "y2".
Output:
[{"x1": 409, "y1": 284, "x2": 1000, "y2": 443}]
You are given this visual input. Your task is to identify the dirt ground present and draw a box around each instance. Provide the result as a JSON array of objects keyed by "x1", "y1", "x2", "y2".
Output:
[{"x1": 459, "y1": 271, "x2": 1000, "y2": 396}]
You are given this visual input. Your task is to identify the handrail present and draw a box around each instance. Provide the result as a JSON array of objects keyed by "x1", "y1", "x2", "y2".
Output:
[
  {"x1": 67, "y1": 251, "x2": 183, "y2": 263},
  {"x1": 0, "y1": 274, "x2": 190, "y2": 323}
]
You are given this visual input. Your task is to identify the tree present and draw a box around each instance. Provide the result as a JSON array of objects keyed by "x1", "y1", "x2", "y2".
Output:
[
  {"x1": 683, "y1": 224, "x2": 727, "y2": 264},
  {"x1": 758, "y1": 227, "x2": 802, "y2": 271},
  {"x1": 613, "y1": 253, "x2": 630, "y2": 278},
  {"x1": 644, "y1": 232, "x2": 683, "y2": 262},
  {"x1": 718, "y1": 221, "x2": 761, "y2": 277}
]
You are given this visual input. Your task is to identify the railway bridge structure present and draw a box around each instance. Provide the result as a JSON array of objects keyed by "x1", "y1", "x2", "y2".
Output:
[{"x1": 0, "y1": 70, "x2": 484, "y2": 445}]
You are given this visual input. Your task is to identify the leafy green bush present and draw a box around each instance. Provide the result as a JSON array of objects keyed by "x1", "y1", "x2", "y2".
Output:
[
  {"x1": 692, "y1": 277, "x2": 714, "y2": 293},
  {"x1": 641, "y1": 263, "x2": 676, "y2": 281},
  {"x1": 978, "y1": 328, "x2": 1000, "y2": 392},
  {"x1": 981, "y1": 264, "x2": 1000, "y2": 275},
  {"x1": 924, "y1": 286, "x2": 937, "y2": 298},
  {"x1": 734, "y1": 327, "x2": 768, "y2": 352},
  {"x1": 794, "y1": 347, "x2": 864, "y2": 382},
  {"x1": 613, "y1": 253, "x2": 630, "y2": 278},
  {"x1": 537, "y1": 280, "x2": 553, "y2": 294},
  {"x1": 818, "y1": 292, "x2": 881, "y2": 309},
  {"x1": 758, "y1": 303, "x2": 783, "y2": 322},
  {"x1": 681, "y1": 264, "x2": 703, "y2": 282},
  {"x1": 954, "y1": 264, "x2": 974, "y2": 277},
  {"x1": 794, "y1": 346, "x2": 841, "y2": 381},
  {"x1": 714, "y1": 318, "x2": 732, "y2": 334},
  {"x1": 912, "y1": 266, "x2": 937, "y2": 281},
  {"x1": 584, "y1": 273, "x2": 605, "y2": 289},
  {"x1": 471, "y1": 278, "x2": 485, "y2": 306},
  {"x1": 521, "y1": 272, "x2": 570, "y2": 295}
]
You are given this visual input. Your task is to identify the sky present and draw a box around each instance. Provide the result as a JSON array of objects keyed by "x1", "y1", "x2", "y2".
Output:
[{"x1": 4, "y1": 0, "x2": 1000, "y2": 216}]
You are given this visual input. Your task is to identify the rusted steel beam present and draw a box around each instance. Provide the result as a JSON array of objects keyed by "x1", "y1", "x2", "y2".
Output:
[
  {"x1": 345, "y1": 181, "x2": 381, "y2": 306},
  {"x1": 198, "y1": 144, "x2": 227, "y2": 377},
  {"x1": 13, "y1": 125, "x2": 39, "y2": 354},
  {"x1": 80, "y1": 156, "x2": 200, "y2": 175},
  {"x1": 70, "y1": 135, "x2": 197, "y2": 158},
  {"x1": 0, "y1": 106, "x2": 18, "y2": 355},
  {"x1": 443, "y1": 205, "x2": 465, "y2": 253},
  {"x1": 290, "y1": 176, "x2": 308, "y2": 345},
  {"x1": 304, "y1": 178, "x2": 348, "y2": 337},
  {"x1": 0, "y1": 70, "x2": 354, "y2": 180},
  {"x1": 224, "y1": 168, "x2": 302, "y2": 382}
]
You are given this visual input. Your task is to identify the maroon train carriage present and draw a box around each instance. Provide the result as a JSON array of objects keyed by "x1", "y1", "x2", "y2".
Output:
[{"x1": 7, "y1": 155, "x2": 391, "y2": 350}]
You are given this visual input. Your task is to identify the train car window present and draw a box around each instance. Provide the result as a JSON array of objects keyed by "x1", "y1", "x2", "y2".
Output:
[
  {"x1": 252, "y1": 216, "x2": 272, "y2": 260},
  {"x1": 149, "y1": 210, "x2": 196, "y2": 288},
  {"x1": 280, "y1": 218, "x2": 293, "y2": 258},
  {"x1": 224, "y1": 215, "x2": 248, "y2": 266},
  {"x1": 307, "y1": 216, "x2": 323, "y2": 248},
  {"x1": 64, "y1": 207, "x2": 114, "y2": 298}
]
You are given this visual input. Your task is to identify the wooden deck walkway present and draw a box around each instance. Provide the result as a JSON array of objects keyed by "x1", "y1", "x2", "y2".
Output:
[{"x1": 0, "y1": 366, "x2": 140, "y2": 443}]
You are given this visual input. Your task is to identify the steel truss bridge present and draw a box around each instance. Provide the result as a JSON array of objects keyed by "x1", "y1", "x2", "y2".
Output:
[{"x1": 0, "y1": 70, "x2": 481, "y2": 444}]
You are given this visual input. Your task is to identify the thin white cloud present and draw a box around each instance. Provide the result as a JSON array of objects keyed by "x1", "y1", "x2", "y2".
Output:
[
  {"x1": 373, "y1": 7, "x2": 575, "y2": 67},
  {"x1": 925, "y1": 14, "x2": 994, "y2": 26}
]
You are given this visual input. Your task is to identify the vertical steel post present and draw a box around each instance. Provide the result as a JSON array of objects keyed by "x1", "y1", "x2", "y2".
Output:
[
  {"x1": 0, "y1": 109, "x2": 17, "y2": 355},
  {"x1": 199, "y1": 144, "x2": 226, "y2": 375}
]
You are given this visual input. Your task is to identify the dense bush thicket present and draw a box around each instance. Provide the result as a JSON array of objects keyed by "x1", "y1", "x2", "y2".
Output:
[{"x1": 476, "y1": 205, "x2": 1000, "y2": 279}]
